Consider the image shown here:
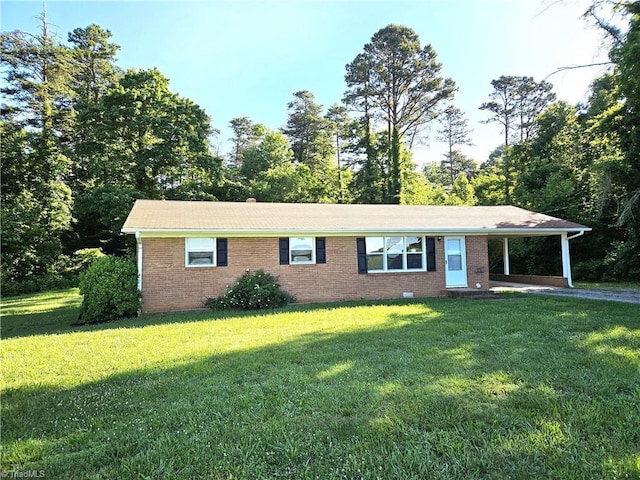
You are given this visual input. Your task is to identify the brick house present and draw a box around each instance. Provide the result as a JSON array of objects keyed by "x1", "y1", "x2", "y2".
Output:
[{"x1": 122, "y1": 200, "x2": 590, "y2": 313}]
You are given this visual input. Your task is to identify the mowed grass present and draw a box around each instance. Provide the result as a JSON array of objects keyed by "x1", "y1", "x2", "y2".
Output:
[{"x1": 1, "y1": 290, "x2": 639, "y2": 479}]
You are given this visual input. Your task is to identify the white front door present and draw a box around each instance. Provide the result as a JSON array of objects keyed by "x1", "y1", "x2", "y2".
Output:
[{"x1": 445, "y1": 236, "x2": 467, "y2": 287}]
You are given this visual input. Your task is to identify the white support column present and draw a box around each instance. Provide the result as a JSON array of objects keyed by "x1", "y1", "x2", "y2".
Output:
[
  {"x1": 561, "y1": 233, "x2": 573, "y2": 288},
  {"x1": 503, "y1": 237, "x2": 510, "y2": 275}
]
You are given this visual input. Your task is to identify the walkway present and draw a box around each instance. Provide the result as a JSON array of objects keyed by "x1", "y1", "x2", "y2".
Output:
[{"x1": 490, "y1": 281, "x2": 640, "y2": 304}]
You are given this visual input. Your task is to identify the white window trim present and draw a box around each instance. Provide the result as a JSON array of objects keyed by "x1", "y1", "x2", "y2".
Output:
[
  {"x1": 185, "y1": 237, "x2": 216, "y2": 268},
  {"x1": 366, "y1": 236, "x2": 426, "y2": 273},
  {"x1": 289, "y1": 236, "x2": 316, "y2": 265}
]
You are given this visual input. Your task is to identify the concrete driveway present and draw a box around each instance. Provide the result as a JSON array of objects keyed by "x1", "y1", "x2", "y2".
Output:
[{"x1": 490, "y1": 281, "x2": 640, "y2": 304}]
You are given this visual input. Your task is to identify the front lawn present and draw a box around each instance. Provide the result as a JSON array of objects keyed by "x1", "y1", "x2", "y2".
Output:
[{"x1": 1, "y1": 290, "x2": 638, "y2": 479}]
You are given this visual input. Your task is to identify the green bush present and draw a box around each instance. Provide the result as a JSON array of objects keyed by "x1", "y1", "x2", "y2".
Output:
[
  {"x1": 1, "y1": 272, "x2": 77, "y2": 296},
  {"x1": 205, "y1": 269, "x2": 295, "y2": 311},
  {"x1": 63, "y1": 248, "x2": 106, "y2": 276},
  {"x1": 2, "y1": 249, "x2": 106, "y2": 297},
  {"x1": 78, "y1": 256, "x2": 140, "y2": 324}
]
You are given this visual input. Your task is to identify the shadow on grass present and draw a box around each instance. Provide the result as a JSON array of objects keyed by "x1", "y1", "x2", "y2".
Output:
[
  {"x1": 1, "y1": 293, "x2": 460, "y2": 340},
  {"x1": 3, "y1": 297, "x2": 639, "y2": 479}
]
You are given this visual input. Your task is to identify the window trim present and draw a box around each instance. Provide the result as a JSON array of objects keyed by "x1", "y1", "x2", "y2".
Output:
[
  {"x1": 289, "y1": 236, "x2": 316, "y2": 265},
  {"x1": 185, "y1": 237, "x2": 216, "y2": 268},
  {"x1": 365, "y1": 236, "x2": 426, "y2": 273}
]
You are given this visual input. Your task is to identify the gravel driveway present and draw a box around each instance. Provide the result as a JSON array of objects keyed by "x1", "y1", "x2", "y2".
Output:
[{"x1": 490, "y1": 281, "x2": 640, "y2": 304}]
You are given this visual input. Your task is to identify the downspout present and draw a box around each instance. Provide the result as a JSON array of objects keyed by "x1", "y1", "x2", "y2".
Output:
[
  {"x1": 135, "y1": 232, "x2": 143, "y2": 293},
  {"x1": 567, "y1": 231, "x2": 585, "y2": 241},
  {"x1": 561, "y1": 230, "x2": 585, "y2": 288}
]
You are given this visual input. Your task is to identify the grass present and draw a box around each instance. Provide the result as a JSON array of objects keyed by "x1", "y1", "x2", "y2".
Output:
[
  {"x1": 1, "y1": 289, "x2": 639, "y2": 479},
  {"x1": 574, "y1": 281, "x2": 640, "y2": 291}
]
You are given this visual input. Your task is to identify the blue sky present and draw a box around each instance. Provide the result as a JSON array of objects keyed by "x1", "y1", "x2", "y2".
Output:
[{"x1": 2, "y1": 0, "x2": 610, "y2": 166}]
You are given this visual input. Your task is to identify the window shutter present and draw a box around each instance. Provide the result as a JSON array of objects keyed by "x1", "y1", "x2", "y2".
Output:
[
  {"x1": 279, "y1": 238, "x2": 289, "y2": 265},
  {"x1": 216, "y1": 238, "x2": 228, "y2": 267},
  {"x1": 356, "y1": 237, "x2": 367, "y2": 274},
  {"x1": 316, "y1": 237, "x2": 326, "y2": 264},
  {"x1": 426, "y1": 237, "x2": 436, "y2": 272}
]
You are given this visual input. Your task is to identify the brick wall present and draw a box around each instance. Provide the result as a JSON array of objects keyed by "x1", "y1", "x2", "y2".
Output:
[
  {"x1": 140, "y1": 235, "x2": 490, "y2": 312},
  {"x1": 465, "y1": 235, "x2": 490, "y2": 290}
]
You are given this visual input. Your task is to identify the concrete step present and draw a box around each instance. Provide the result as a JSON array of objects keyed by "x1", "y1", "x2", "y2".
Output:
[{"x1": 444, "y1": 288, "x2": 497, "y2": 299}]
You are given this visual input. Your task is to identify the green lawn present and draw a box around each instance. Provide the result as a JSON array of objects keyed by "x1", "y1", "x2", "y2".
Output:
[{"x1": 1, "y1": 289, "x2": 639, "y2": 479}]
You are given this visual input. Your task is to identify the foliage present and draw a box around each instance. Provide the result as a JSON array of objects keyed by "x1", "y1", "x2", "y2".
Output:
[
  {"x1": 3, "y1": 13, "x2": 640, "y2": 287},
  {"x1": 228, "y1": 116, "x2": 260, "y2": 167},
  {"x1": 72, "y1": 185, "x2": 143, "y2": 254},
  {"x1": 1, "y1": 19, "x2": 74, "y2": 286},
  {"x1": 345, "y1": 24, "x2": 455, "y2": 203},
  {"x1": 205, "y1": 269, "x2": 295, "y2": 311},
  {"x1": 78, "y1": 255, "x2": 140, "y2": 323},
  {"x1": 240, "y1": 126, "x2": 292, "y2": 180},
  {"x1": 480, "y1": 75, "x2": 556, "y2": 146},
  {"x1": 282, "y1": 90, "x2": 334, "y2": 170},
  {"x1": 436, "y1": 106, "x2": 474, "y2": 185},
  {"x1": 67, "y1": 24, "x2": 120, "y2": 107},
  {"x1": 76, "y1": 68, "x2": 220, "y2": 197}
]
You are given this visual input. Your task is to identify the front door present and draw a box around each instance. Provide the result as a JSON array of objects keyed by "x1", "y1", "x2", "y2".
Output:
[{"x1": 445, "y1": 236, "x2": 467, "y2": 287}]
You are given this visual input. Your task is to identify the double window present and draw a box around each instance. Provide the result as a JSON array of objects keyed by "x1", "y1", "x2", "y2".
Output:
[
  {"x1": 364, "y1": 236, "x2": 425, "y2": 272},
  {"x1": 185, "y1": 238, "x2": 228, "y2": 267},
  {"x1": 357, "y1": 236, "x2": 435, "y2": 273}
]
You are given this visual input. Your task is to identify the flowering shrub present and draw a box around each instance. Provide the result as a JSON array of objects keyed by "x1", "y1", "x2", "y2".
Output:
[{"x1": 205, "y1": 269, "x2": 295, "y2": 311}]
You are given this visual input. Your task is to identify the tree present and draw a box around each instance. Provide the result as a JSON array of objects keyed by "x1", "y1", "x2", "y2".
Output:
[
  {"x1": 78, "y1": 68, "x2": 219, "y2": 197},
  {"x1": 447, "y1": 173, "x2": 477, "y2": 205},
  {"x1": 593, "y1": 0, "x2": 640, "y2": 277},
  {"x1": 436, "y1": 106, "x2": 474, "y2": 184},
  {"x1": 347, "y1": 24, "x2": 455, "y2": 203},
  {"x1": 325, "y1": 104, "x2": 350, "y2": 202},
  {"x1": 67, "y1": 24, "x2": 121, "y2": 193},
  {"x1": 0, "y1": 14, "x2": 74, "y2": 284},
  {"x1": 480, "y1": 75, "x2": 555, "y2": 146},
  {"x1": 344, "y1": 52, "x2": 380, "y2": 202},
  {"x1": 282, "y1": 90, "x2": 334, "y2": 169},
  {"x1": 240, "y1": 126, "x2": 292, "y2": 180},
  {"x1": 479, "y1": 75, "x2": 555, "y2": 202},
  {"x1": 472, "y1": 146, "x2": 509, "y2": 205},
  {"x1": 511, "y1": 102, "x2": 586, "y2": 218},
  {"x1": 67, "y1": 24, "x2": 120, "y2": 106},
  {"x1": 228, "y1": 116, "x2": 259, "y2": 168}
]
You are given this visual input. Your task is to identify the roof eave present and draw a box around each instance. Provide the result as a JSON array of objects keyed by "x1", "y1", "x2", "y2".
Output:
[{"x1": 122, "y1": 226, "x2": 591, "y2": 237}]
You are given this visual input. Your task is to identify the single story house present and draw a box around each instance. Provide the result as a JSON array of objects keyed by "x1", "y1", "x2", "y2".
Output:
[{"x1": 121, "y1": 200, "x2": 590, "y2": 313}]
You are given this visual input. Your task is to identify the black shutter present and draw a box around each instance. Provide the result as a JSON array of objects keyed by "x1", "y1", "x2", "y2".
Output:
[
  {"x1": 279, "y1": 238, "x2": 289, "y2": 265},
  {"x1": 356, "y1": 237, "x2": 367, "y2": 274},
  {"x1": 316, "y1": 237, "x2": 326, "y2": 264},
  {"x1": 216, "y1": 238, "x2": 228, "y2": 267},
  {"x1": 426, "y1": 237, "x2": 436, "y2": 272}
]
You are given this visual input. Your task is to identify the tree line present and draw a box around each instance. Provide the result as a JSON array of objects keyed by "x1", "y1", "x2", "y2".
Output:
[{"x1": 2, "y1": 1, "x2": 639, "y2": 293}]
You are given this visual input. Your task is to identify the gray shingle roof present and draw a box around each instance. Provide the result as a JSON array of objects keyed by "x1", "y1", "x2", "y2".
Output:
[{"x1": 122, "y1": 200, "x2": 590, "y2": 236}]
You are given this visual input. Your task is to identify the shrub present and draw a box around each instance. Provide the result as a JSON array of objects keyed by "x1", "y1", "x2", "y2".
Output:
[
  {"x1": 78, "y1": 256, "x2": 140, "y2": 324},
  {"x1": 66, "y1": 248, "x2": 106, "y2": 276},
  {"x1": 1, "y1": 272, "x2": 77, "y2": 296},
  {"x1": 2, "y1": 249, "x2": 106, "y2": 297},
  {"x1": 205, "y1": 269, "x2": 295, "y2": 311}
]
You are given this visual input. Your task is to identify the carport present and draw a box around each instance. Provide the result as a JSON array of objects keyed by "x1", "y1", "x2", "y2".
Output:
[{"x1": 487, "y1": 222, "x2": 590, "y2": 288}]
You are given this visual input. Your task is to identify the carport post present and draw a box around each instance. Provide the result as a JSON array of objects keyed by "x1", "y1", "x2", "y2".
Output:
[
  {"x1": 561, "y1": 233, "x2": 573, "y2": 288},
  {"x1": 503, "y1": 238, "x2": 510, "y2": 275}
]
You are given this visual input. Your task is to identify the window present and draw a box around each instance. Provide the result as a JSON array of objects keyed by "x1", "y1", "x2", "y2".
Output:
[
  {"x1": 185, "y1": 238, "x2": 215, "y2": 267},
  {"x1": 280, "y1": 237, "x2": 325, "y2": 265},
  {"x1": 365, "y1": 236, "x2": 426, "y2": 272},
  {"x1": 289, "y1": 237, "x2": 315, "y2": 264}
]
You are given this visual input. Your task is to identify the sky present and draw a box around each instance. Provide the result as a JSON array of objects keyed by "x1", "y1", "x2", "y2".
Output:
[{"x1": 1, "y1": 0, "x2": 612, "y2": 166}]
